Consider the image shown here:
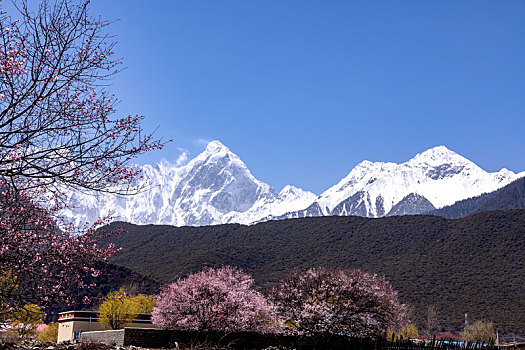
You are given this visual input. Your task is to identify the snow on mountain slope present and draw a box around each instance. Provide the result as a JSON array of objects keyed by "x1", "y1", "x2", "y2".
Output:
[
  {"x1": 316, "y1": 146, "x2": 524, "y2": 217},
  {"x1": 61, "y1": 141, "x2": 316, "y2": 227},
  {"x1": 221, "y1": 185, "x2": 318, "y2": 224},
  {"x1": 61, "y1": 143, "x2": 524, "y2": 227}
]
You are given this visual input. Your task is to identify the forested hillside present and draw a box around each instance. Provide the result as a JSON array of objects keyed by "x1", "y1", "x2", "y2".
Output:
[{"x1": 100, "y1": 210, "x2": 525, "y2": 335}]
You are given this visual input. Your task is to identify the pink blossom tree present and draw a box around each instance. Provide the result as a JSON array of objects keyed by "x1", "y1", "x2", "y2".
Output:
[
  {"x1": 0, "y1": 186, "x2": 122, "y2": 319},
  {"x1": 269, "y1": 267, "x2": 406, "y2": 338},
  {"x1": 0, "y1": 0, "x2": 163, "y2": 317},
  {"x1": 152, "y1": 266, "x2": 276, "y2": 333},
  {"x1": 0, "y1": 0, "x2": 164, "y2": 194}
]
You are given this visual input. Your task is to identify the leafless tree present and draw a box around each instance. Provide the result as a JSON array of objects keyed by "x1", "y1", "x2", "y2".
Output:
[{"x1": 424, "y1": 304, "x2": 440, "y2": 337}]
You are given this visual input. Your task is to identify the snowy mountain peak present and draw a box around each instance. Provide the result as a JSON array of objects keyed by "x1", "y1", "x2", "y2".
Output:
[
  {"x1": 194, "y1": 140, "x2": 240, "y2": 164},
  {"x1": 356, "y1": 160, "x2": 374, "y2": 168},
  {"x1": 492, "y1": 168, "x2": 521, "y2": 183},
  {"x1": 422, "y1": 145, "x2": 453, "y2": 154},
  {"x1": 180, "y1": 140, "x2": 255, "y2": 188},
  {"x1": 409, "y1": 145, "x2": 472, "y2": 166},
  {"x1": 278, "y1": 185, "x2": 317, "y2": 202},
  {"x1": 204, "y1": 140, "x2": 230, "y2": 154},
  {"x1": 280, "y1": 185, "x2": 306, "y2": 196}
]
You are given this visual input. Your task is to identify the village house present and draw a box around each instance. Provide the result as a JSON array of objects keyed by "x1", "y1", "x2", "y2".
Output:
[{"x1": 57, "y1": 310, "x2": 155, "y2": 342}]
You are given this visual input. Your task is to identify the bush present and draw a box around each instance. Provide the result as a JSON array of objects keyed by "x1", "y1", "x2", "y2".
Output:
[
  {"x1": 461, "y1": 320, "x2": 495, "y2": 343},
  {"x1": 388, "y1": 323, "x2": 419, "y2": 341},
  {"x1": 98, "y1": 288, "x2": 156, "y2": 329},
  {"x1": 9, "y1": 304, "x2": 44, "y2": 339},
  {"x1": 36, "y1": 322, "x2": 59, "y2": 343}
]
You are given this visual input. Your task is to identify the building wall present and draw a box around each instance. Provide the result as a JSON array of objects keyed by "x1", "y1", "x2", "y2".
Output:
[
  {"x1": 57, "y1": 311, "x2": 155, "y2": 343},
  {"x1": 58, "y1": 319, "x2": 106, "y2": 343}
]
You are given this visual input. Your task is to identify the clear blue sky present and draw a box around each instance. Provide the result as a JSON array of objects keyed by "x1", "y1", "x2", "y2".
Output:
[{"x1": 89, "y1": 1, "x2": 525, "y2": 194}]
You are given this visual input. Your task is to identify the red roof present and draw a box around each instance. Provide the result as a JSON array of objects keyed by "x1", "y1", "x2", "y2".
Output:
[{"x1": 435, "y1": 332, "x2": 461, "y2": 341}]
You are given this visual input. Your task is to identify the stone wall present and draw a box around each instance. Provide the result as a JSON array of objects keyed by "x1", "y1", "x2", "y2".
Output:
[{"x1": 80, "y1": 329, "x2": 125, "y2": 346}]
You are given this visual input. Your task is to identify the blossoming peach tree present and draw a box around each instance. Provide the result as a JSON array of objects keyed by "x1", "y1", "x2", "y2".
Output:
[
  {"x1": 152, "y1": 266, "x2": 276, "y2": 333},
  {"x1": 0, "y1": 0, "x2": 163, "y2": 318},
  {"x1": 268, "y1": 267, "x2": 406, "y2": 338}
]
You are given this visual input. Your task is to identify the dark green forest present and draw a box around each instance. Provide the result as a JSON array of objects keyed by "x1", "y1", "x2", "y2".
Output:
[{"x1": 100, "y1": 210, "x2": 525, "y2": 336}]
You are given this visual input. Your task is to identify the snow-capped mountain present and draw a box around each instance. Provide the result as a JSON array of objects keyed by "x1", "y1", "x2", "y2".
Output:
[
  {"x1": 61, "y1": 142, "x2": 525, "y2": 227},
  {"x1": 288, "y1": 145, "x2": 524, "y2": 219},
  {"x1": 61, "y1": 141, "x2": 317, "y2": 227}
]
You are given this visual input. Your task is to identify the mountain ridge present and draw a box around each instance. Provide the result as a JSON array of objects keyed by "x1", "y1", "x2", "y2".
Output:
[
  {"x1": 311, "y1": 145, "x2": 523, "y2": 218},
  {"x1": 430, "y1": 176, "x2": 525, "y2": 218},
  {"x1": 61, "y1": 141, "x2": 525, "y2": 226}
]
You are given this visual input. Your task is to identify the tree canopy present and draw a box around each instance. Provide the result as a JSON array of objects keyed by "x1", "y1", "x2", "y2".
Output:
[
  {"x1": 98, "y1": 288, "x2": 155, "y2": 330},
  {"x1": 269, "y1": 267, "x2": 406, "y2": 338},
  {"x1": 152, "y1": 266, "x2": 276, "y2": 333},
  {"x1": 0, "y1": 0, "x2": 162, "y2": 317},
  {"x1": 9, "y1": 303, "x2": 44, "y2": 339},
  {"x1": 461, "y1": 320, "x2": 495, "y2": 344}
]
